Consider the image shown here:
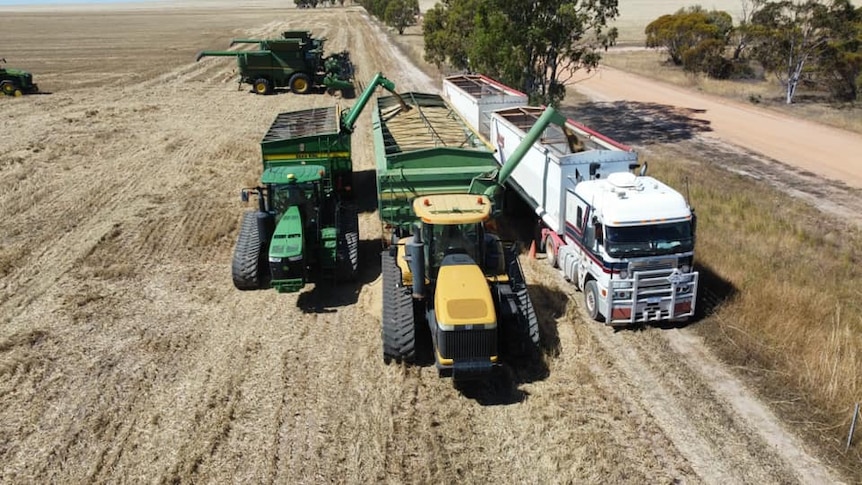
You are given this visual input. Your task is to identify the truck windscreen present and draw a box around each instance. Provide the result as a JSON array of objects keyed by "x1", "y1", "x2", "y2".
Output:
[{"x1": 604, "y1": 221, "x2": 694, "y2": 257}]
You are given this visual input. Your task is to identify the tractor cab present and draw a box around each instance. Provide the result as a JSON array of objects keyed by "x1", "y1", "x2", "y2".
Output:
[{"x1": 261, "y1": 165, "x2": 325, "y2": 292}]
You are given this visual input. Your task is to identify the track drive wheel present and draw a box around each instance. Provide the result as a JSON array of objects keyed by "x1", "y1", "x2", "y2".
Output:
[
  {"x1": 253, "y1": 78, "x2": 271, "y2": 95},
  {"x1": 289, "y1": 73, "x2": 311, "y2": 94},
  {"x1": 381, "y1": 251, "x2": 416, "y2": 364},
  {"x1": 231, "y1": 211, "x2": 267, "y2": 290},
  {"x1": 336, "y1": 204, "x2": 359, "y2": 281}
]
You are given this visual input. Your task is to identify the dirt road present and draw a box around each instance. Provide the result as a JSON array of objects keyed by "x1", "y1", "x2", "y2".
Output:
[{"x1": 0, "y1": 4, "x2": 844, "y2": 483}]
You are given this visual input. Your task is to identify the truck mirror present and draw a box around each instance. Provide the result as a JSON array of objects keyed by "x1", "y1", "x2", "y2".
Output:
[
  {"x1": 639, "y1": 162, "x2": 648, "y2": 176},
  {"x1": 589, "y1": 162, "x2": 600, "y2": 177},
  {"x1": 240, "y1": 190, "x2": 249, "y2": 203}
]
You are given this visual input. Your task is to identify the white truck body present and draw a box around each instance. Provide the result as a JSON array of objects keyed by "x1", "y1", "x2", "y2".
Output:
[
  {"x1": 441, "y1": 74, "x2": 699, "y2": 325},
  {"x1": 488, "y1": 106, "x2": 699, "y2": 324},
  {"x1": 442, "y1": 74, "x2": 528, "y2": 140}
]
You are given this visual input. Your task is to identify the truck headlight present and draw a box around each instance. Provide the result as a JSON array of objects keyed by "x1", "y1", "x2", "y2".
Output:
[
  {"x1": 619, "y1": 269, "x2": 629, "y2": 279},
  {"x1": 680, "y1": 264, "x2": 691, "y2": 273},
  {"x1": 269, "y1": 257, "x2": 282, "y2": 263}
]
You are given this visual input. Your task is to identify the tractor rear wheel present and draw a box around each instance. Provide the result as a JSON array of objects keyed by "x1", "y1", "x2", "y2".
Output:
[
  {"x1": 231, "y1": 211, "x2": 267, "y2": 290},
  {"x1": 336, "y1": 204, "x2": 359, "y2": 281},
  {"x1": 381, "y1": 251, "x2": 416, "y2": 364},
  {"x1": 253, "y1": 78, "x2": 271, "y2": 95},
  {"x1": 289, "y1": 73, "x2": 311, "y2": 94},
  {"x1": 1, "y1": 81, "x2": 16, "y2": 96}
]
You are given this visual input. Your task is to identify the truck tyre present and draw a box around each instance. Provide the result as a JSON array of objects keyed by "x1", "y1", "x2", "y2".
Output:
[
  {"x1": 544, "y1": 234, "x2": 557, "y2": 268},
  {"x1": 584, "y1": 280, "x2": 603, "y2": 322},
  {"x1": 1, "y1": 81, "x2": 16, "y2": 96},
  {"x1": 253, "y1": 78, "x2": 271, "y2": 95},
  {"x1": 381, "y1": 251, "x2": 416, "y2": 364},
  {"x1": 289, "y1": 73, "x2": 311, "y2": 94},
  {"x1": 232, "y1": 211, "x2": 266, "y2": 290},
  {"x1": 337, "y1": 204, "x2": 359, "y2": 280}
]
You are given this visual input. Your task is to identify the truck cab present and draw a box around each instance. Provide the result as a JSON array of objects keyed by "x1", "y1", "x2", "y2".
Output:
[{"x1": 558, "y1": 170, "x2": 699, "y2": 324}]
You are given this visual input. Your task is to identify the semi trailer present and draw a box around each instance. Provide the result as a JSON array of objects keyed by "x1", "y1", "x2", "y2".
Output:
[{"x1": 443, "y1": 75, "x2": 699, "y2": 325}]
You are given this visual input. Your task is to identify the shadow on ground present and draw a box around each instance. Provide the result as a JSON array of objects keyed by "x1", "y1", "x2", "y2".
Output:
[
  {"x1": 296, "y1": 239, "x2": 382, "y2": 312},
  {"x1": 561, "y1": 101, "x2": 712, "y2": 146}
]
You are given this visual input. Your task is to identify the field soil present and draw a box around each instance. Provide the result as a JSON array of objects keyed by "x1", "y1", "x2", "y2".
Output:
[{"x1": 0, "y1": 3, "x2": 850, "y2": 484}]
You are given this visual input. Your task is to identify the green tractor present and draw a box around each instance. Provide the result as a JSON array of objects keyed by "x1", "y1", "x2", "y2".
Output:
[
  {"x1": 232, "y1": 73, "x2": 402, "y2": 293},
  {"x1": 196, "y1": 30, "x2": 354, "y2": 96},
  {"x1": 1, "y1": 58, "x2": 38, "y2": 97}
]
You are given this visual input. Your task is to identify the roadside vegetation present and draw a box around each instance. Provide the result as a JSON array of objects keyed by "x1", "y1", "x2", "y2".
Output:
[
  {"x1": 648, "y1": 148, "x2": 862, "y2": 477},
  {"x1": 371, "y1": 3, "x2": 862, "y2": 477}
]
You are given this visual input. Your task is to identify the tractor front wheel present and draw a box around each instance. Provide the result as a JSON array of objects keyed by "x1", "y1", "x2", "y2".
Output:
[
  {"x1": 289, "y1": 73, "x2": 311, "y2": 94},
  {"x1": 253, "y1": 78, "x2": 271, "y2": 95}
]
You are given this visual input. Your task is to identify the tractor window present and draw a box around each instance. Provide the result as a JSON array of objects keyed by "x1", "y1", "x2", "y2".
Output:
[{"x1": 428, "y1": 223, "x2": 480, "y2": 268}]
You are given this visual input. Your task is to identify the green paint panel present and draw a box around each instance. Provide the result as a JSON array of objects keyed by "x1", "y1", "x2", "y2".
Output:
[
  {"x1": 269, "y1": 206, "x2": 304, "y2": 260},
  {"x1": 261, "y1": 165, "x2": 324, "y2": 185},
  {"x1": 372, "y1": 92, "x2": 498, "y2": 230}
]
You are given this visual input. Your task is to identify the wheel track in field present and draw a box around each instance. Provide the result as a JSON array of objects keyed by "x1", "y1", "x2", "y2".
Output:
[{"x1": 526, "y1": 257, "x2": 840, "y2": 484}]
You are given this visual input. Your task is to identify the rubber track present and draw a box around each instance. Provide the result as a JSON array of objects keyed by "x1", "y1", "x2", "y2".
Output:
[
  {"x1": 506, "y1": 248, "x2": 540, "y2": 353},
  {"x1": 231, "y1": 211, "x2": 264, "y2": 290},
  {"x1": 337, "y1": 204, "x2": 359, "y2": 280},
  {"x1": 381, "y1": 250, "x2": 416, "y2": 363}
]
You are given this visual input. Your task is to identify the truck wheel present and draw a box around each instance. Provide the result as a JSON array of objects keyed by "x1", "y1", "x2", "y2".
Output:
[
  {"x1": 1, "y1": 81, "x2": 16, "y2": 96},
  {"x1": 337, "y1": 204, "x2": 359, "y2": 280},
  {"x1": 231, "y1": 211, "x2": 266, "y2": 290},
  {"x1": 253, "y1": 78, "x2": 271, "y2": 95},
  {"x1": 289, "y1": 73, "x2": 311, "y2": 94},
  {"x1": 584, "y1": 280, "x2": 603, "y2": 322},
  {"x1": 544, "y1": 235, "x2": 557, "y2": 268},
  {"x1": 13, "y1": 89, "x2": 23, "y2": 97},
  {"x1": 381, "y1": 251, "x2": 416, "y2": 364}
]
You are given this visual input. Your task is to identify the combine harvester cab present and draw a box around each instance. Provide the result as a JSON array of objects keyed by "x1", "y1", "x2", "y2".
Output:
[
  {"x1": 443, "y1": 74, "x2": 699, "y2": 326},
  {"x1": 0, "y1": 58, "x2": 38, "y2": 96},
  {"x1": 195, "y1": 30, "x2": 355, "y2": 96},
  {"x1": 374, "y1": 91, "x2": 569, "y2": 379},
  {"x1": 230, "y1": 73, "x2": 397, "y2": 293}
]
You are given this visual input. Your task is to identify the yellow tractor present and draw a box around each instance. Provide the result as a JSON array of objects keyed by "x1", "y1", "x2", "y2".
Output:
[{"x1": 383, "y1": 193, "x2": 537, "y2": 378}]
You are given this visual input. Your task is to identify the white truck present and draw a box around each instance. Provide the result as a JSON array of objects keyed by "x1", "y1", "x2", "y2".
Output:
[{"x1": 443, "y1": 75, "x2": 699, "y2": 325}]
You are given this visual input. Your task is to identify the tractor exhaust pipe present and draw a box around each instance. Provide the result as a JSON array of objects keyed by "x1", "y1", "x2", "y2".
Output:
[{"x1": 409, "y1": 223, "x2": 425, "y2": 299}]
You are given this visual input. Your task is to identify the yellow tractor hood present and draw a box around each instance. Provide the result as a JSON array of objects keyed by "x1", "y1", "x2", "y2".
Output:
[{"x1": 434, "y1": 254, "x2": 496, "y2": 329}]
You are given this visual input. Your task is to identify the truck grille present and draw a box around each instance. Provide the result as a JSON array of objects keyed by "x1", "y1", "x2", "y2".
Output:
[{"x1": 438, "y1": 328, "x2": 497, "y2": 360}]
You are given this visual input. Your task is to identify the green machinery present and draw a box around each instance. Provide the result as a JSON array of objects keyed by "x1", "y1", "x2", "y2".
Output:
[
  {"x1": 232, "y1": 73, "x2": 399, "y2": 293},
  {"x1": 0, "y1": 58, "x2": 38, "y2": 96},
  {"x1": 374, "y1": 91, "x2": 567, "y2": 378},
  {"x1": 196, "y1": 30, "x2": 354, "y2": 96}
]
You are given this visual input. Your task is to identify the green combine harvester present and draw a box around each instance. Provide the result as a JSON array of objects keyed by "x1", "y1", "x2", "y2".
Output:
[
  {"x1": 232, "y1": 73, "x2": 399, "y2": 293},
  {"x1": 373, "y1": 90, "x2": 569, "y2": 378},
  {"x1": 196, "y1": 30, "x2": 354, "y2": 96},
  {"x1": 1, "y1": 58, "x2": 38, "y2": 96}
]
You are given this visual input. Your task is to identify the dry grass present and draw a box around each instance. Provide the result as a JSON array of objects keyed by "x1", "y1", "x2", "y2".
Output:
[{"x1": 645, "y1": 146, "x2": 862, "y2": 476}]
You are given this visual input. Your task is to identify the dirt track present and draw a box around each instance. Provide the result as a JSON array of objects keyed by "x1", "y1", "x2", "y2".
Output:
[{"x1": 0, "y1": 4, "x2": 846, "y2": 483}]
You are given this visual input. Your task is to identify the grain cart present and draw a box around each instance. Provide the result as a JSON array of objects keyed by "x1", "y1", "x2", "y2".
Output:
[
  {"x1": 1, "y1": 58, "x2": 38, "y2": 96},
  {"x1": 444, "y1": 74, "x2": 699, "y2": 325},
  {"x1": 375, "y1": 92, "x2": 567, "y2": 378},
  {"x1": 195, "y1": 30, "x2": 354, "y2": 96},
  {"x1": 231, "y1": 73, "x2": 397, "y2": 293}
]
